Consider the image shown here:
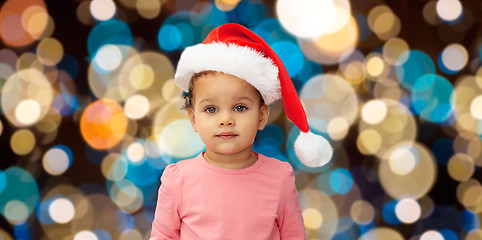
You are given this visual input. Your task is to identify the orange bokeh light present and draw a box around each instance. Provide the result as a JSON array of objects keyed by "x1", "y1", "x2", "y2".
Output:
[
  {"x1": 0, "y1": 0, "x2": 46, "y2": 47},
  {"x1": 80, "y1": 99, "x2": 127, "y2": 150}
]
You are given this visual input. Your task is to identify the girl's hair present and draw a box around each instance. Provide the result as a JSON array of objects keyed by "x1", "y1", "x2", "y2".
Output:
[{"x1": 182, "y1": 71, "x2": 265, "y2": 109}]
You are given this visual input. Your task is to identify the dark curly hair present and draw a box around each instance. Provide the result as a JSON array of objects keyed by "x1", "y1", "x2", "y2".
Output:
[{"x1": 182, "y1": 71, "x2": 265, "y2": 109}]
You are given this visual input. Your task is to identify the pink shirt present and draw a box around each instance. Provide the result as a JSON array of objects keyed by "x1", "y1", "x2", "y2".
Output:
[{"x1": 150, "y1": 152, "x2": 306, "y2": 240}]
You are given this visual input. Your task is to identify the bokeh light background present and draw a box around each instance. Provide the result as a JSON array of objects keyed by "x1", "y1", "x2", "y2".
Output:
[{"x1": 0, "y1": 0, "x2": 482, "y2": 239}]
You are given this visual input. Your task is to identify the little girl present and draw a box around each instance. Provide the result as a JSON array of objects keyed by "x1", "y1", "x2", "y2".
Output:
[{"x1": 150, "y1": 23, "x2": 333, "y2": 239}]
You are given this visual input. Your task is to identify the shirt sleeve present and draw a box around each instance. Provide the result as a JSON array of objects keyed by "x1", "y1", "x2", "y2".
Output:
[
  {"x1": 150, "y1": 164, "x2": 182, "y2": 240},
  {"x1": 278, "y1": 162, "x2": 306, "y2": 240}
]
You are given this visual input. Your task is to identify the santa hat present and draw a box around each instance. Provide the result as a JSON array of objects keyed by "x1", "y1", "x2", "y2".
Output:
[{"x1": 174, "y1": 23, "x2": 333, "y2": 167}]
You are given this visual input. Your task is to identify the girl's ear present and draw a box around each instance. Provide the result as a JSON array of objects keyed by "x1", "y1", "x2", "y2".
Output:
[
  {"x1": 258, "y1": 104, "x2": 270, "y2": 130},
  {"x1": 187, "y1": 107, "x2": 198, "y2": 132}
]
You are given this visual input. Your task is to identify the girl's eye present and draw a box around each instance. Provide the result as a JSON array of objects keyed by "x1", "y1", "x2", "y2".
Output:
[
  {"x1": 234, "y1": 106, "x2": 247, "y2": 112},
  {"x1": 205, "y1": 107, "x2": 217, "y2": 113}
]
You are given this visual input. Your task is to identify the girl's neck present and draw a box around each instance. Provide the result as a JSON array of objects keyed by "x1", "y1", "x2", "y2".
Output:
[{"x1": 203, "y1": 148, "x2": 258, "y2": 170}]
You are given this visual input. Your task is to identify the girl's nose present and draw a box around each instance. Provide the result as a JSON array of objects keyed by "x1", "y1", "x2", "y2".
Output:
[{"x1": 218, "y1": 113, "x2": 234, "y2": 126}]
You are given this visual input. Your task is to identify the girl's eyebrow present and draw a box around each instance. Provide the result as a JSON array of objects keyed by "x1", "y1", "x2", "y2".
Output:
[{"x1": 234, "y1": 96, "x2": 254, "y2": 102}]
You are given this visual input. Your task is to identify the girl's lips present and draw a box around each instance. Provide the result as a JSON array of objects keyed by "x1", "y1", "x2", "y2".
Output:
[{"x1": 216, "y1": 132, "x2": 237, "y2": 139}]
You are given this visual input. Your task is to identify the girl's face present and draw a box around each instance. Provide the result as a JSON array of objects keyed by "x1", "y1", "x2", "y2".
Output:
[{"x1": 187, "y1": 72, "x2": 270, "y2": 156}]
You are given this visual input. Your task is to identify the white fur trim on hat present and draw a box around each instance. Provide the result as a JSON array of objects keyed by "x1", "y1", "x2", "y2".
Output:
[
  {"x1": 174, "y1": 42, "x2": 281, "y2": 105},
  {"x1": 295, "y1": 131, "x2": 333, "y2": 167}
]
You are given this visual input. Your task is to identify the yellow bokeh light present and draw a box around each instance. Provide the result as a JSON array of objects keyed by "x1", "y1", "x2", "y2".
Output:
[
  {"x1": 120, "y1": 229, "x2": 144, "y2": 240},
  {"x1": 15, "y1": 99, "x2": 41, "y2": 126},
  {"x1": 126, "y1": 142, "x2": 145, "y2": 163},
  {"x1": 94, "y1": 44, "x2": 122, "y2": 72},
  {"x1": 350, "y1": 200, "x2": 375, "y2": 225},
  {"x1": 302, "y1": 208, "x2": 323, "y2": 229},
  {"x1": 373, "y1": 12, "x2": 401, "y2": 40},
  {"x1": 74, "y1": 230, "x2": 98, "y2": 240},
  {"x1": 456, "y1": 179, "x2": 482, "y2": 208},
  {"x1": 36, "y1": 38, "x2": 64, "y2": 66},
  {"x1": 365, "y1": 54, "x2": 386, "y2": 78},
  {"x1": 327, "y1": 117, "x2": 349, "y2": 140},
  {"x1": 470, "y1": 95, "x2": 482, "y2": 119},
  {"x1": 436, "y1": 0, "x2": 462, "y2": 22},
  {"x1": 466, "y1": 229, "x2": 482, "y2": 240},
  {"x1": 383, "y1": 38, "x2": 409, "y2": 66},
  {"x1": 136, "y1": 0, "x2": 161, "y2": 19},
  {"x1": 420, "y1": 230, "x2": 444, "y2": 240},
  {"x1": 43, "y1": 147, "x2": 70, "y2": 176},
  {"x1": 129, "y1": 63, "x2": 154, "y2": 90},
  {"x1": 379, "y1": 142, "x2": 437, "y2": 199},
  {"x1": 10, "y1": 129, "x2": 36, "y2": 155},
  {"x1": 215, "y1": 0, "x2": 242, "y2": 12},
  {"x1": 124, "y1": 94, "x2": 150, "y2": 120},
  {"x1": 395, "y1": 198, "x2": 421, "y2": 224},
  {"x1": 447, "y1": 153, "x2": 474, "y2": 181},
  {"x1": 361, "y1": 100, "x2": 387, "y2": 125},
  {"x1": 388, "y1": 145, "x2": 418, "y2": 175},
  {"x1": 357, "y1": 129, "x2": 382, "y2": 155},
  {"x1": 162, "y1": 79, "x2": 183, "y2": 102},
  {"x1": 49, "y1": 198, "x2": 75, "y2": 224},
  {"x1": 90, "y1": 0, "x2": 116, "y2": 21},
  {"x1": 101, "y1": 153, "x2": 127, "y2": 181},
  {"x1": 359, "y1": 228, "x2": 404, "y2": 240}
]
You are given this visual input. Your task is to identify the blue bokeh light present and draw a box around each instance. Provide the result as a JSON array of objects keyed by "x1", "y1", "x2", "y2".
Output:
[
  {"x1": 396, "y1": 50, "x2": 436, "y2": 90},
  {"x1": 87, "y1": 20, "x2": 133, "y2": 57},
  {"x1": 329, "y1": 168, "x2": 354, "y2": 194},
  {"x1": 382, "y1": 200, "x2": 401, "y2": 225},
  {"x1": 411, "y1": 74, "x2": 455, "y2": 123}
]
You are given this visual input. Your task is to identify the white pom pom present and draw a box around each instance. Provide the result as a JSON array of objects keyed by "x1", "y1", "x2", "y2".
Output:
[{"x1": 294, "y1": 131, "x2": 333, "y2": 167}]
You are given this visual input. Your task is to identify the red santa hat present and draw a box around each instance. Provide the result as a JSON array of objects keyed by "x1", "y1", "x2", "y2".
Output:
[{"x1": 174, "y1": 23, "x2": 333, "y2": 167}]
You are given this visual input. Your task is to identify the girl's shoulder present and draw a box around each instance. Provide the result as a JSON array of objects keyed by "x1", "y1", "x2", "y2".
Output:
[{"x1": 257, "y1": 154, "x2": 295, "y2": 176}]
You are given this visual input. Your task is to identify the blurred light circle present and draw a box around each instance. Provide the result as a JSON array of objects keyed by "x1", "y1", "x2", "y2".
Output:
[
  {"x1": 0, "y1": 170, "x2": 5, "y2": 193},
  {"x1": 471, "y1": 95, "x2": 482, "y2": 119},
  {"x1": 36, "y1": 37, "x2": 63, "y2": 66},
  {"x1": 362, "y1": 100, "x2": 387, "y2": 125},
  {"x1": 4, "y1": 200, "x2": 28, "y2": 223},
  {"x1": 126, "y1": 142, "x2": 145, "y2": 164},
  {"x1": 136, "y1": 0, "x2": 161, "y2": 19},
  {"x1": 109, "y1": 179, "x2": 144, "y2": 213},
  {"x1": 350, "y1": 200, "x2": 375, "y2": 225},
  {"x1": 157, "y1": 119, "x2": 204, "y2": 161},
  {"x1": 94, "y1": 44, "x2": 122, "y2": 72},
  {"x1": 0, "y1": 0, "x2": 47, "y2": 47},
  {"x1": 357, "y1": 129, "x2": 382, "y2": 155},
  {"x1": 276, "y1": 0, "x2": 336, "y2": 38},
  {"x1": 162, "y1": 79, "x2": 183, "y2": 102},
  {"x1": 359, "y1": 228, "x2": 404, "y2": 240},
  {"x1": 329, "y1": 168, "x2": 353, "y2": 194},
  {"x1": 420, "y1": 230, "x2": 444, "y2": 240},
  {"x1": 366, "y1": 54, "x2": 386, "y2": 78},
  {"x1": 302, "y1": 208, "x2": 322, "y2": 229},
  {"x1": 380, "y1": 142, "x2": 437, "y2": 199},
  {"x1": 128, "y1": 63, "x2": 154, "y2": 90},
  {"x1": 396, "y1": 50, "x2": 436, "y2": 90},
  {"x1": 74, "y1": 230, "x2": 98, "y2": 240},
  {"x1": 327, "y1": 117, "x2": 349, "y2": 140},
  {"x1": 388, "y1": 145, "x2": 418, "y2": 175},
  {"x1": 124, "y1": 94, "x2": 149, "y2": 119},
  {"x1": 0, "y1": 167, "x2": 39, "y2": 224},
  {"x1": 395, "y1": 198, "x2": 421, "y2": 224},
  {"x1": 10, "y1": 129, "x2": 35, "y2": 155},
  {"x1": 90, "y1": 0, "x2": 116, "y2": 21},
  {"x1": 87, "y1": 20, "x2": 132, "y2": 57},
  {"x1": 15, "y1": 99, "x2": 41, "y2": 125},
  {"x1": 440, "y1": 43, "x2": 468, "y2": 73},
  {"x1": 0, "y1": 229, "x2": 13, "y2": 240},
  {"x1": 466, "y1": 229, "x2": 482, "y2": 240},
  {"x1": 370, "y1": 9, "x2": 401, "y2": 40},
  {"x1": 48, "y1": 197, "x2": 74, "y2": 224},
  {"x1": 436, "y1": 0, "x2": 462, "y2": 22},
  {"x1": 299, "y1": 188, "x2": 338, "y2": 238},
  {"x1": 2, "y1": 69, "x2": 54, "y2": 127},
  {"x1": 42, "y1": 145, "x2": 72, "y2": 176},
  {"x1": 300, "y1": 74, "x2": 358, "y2": 136},
  {"x1": 80, "y1": 99, "x2": 128, "y2": 150},
  {"x1": 22, "y1": 5, "x2": 50, "y2": 40},
  {"x1": 423, "y1": 1, "x2": 440, "y2": 25},
  {"x1": 158, "y1": 24, "x2": 182, "y2": 51},
  {"x1": 101, "y1": 153, "x2": 127, "y2": 181},
  {"x1": 411, "y1": 74, "x2": 455, "y2": 123},
  {"x1": 298, "y1": 16, "x2": 358, "y2": 65},
  {"x1": 214, "y1": 0, "x2": 241, "y2": 12},
  {"x1": 456, "y1": 179, "x2": 482, "y2": 208},
  {"x1": 119, "y1": 229, "x2": 143, "y2": 240},
  {"x1": 383, "y1": 38, "x2": 409, "y2": 66},
  {"x1": 447, "y1": 153, "x2": 474, "y2": 181},
  {"x1": 271, "y1": 41, "x2": 304, "y2": 77}
]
